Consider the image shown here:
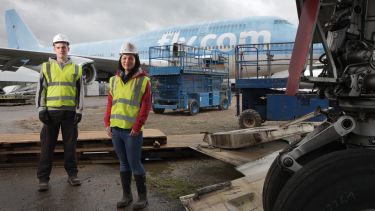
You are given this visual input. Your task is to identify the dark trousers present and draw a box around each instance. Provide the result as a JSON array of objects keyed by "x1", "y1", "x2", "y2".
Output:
[{"x1": 37, "y1": 110, "x2": 78, "y2": 182}]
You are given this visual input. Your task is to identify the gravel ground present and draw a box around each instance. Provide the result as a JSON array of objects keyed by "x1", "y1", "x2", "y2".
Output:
[{"x1": 0, "y1": 96, "x2": 239, "y2": 135}]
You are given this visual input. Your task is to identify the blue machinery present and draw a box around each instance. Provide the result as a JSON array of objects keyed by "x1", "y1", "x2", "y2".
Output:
[
  {"x1": 148, "y1": 44, "x2": 231, "y2": 115},
  {"x1": 235, "y1": 42, "x2": 329, "y2": 128}
]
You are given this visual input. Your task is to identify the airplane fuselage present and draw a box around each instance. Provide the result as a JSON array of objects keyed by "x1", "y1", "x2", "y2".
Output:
[
  {"x1": 67, "y1": 17, "x2": 297, "y2": 78},
  {"x1": 4, "y1": 9, "x2": 299, "y2": 81},
  {"x1": 69, "y1": 17, "x2": 296, "y2": 60}
]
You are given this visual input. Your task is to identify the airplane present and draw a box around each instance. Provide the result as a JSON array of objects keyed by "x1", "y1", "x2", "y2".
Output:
[
  {"x1": 0, "y1": 67, "x2": 38, "y2": 83},
  {"x1": 0, "y1": 9, "x2": 299, "y2": 84}
]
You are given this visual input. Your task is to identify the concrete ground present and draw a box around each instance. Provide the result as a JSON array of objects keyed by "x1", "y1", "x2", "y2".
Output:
[
  {"x1": 0, "y1": 96, "x2": 244, "y2": 211},
  {"x1": 0, "y1": 157, "x2": 243, "y2": 211},
  {"x1": 0, "y1": 164, "x2": 181, "y2": 211}
]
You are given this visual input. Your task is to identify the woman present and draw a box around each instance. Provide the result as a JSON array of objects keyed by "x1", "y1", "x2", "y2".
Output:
[{"x1": 104, "y1": 42, "x2": 151, "y2": 209}]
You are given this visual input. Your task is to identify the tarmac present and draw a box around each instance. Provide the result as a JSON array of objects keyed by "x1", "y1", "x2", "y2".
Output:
[
  {"x1": 0, "y1": 164, "x2": 176, "y2": 211},
  {"x1": 0, "y1": 157, "x2": 244, "y2": 211},
  {"x1": 0, "y1": 96, "x2": 244, "y2": 211}
]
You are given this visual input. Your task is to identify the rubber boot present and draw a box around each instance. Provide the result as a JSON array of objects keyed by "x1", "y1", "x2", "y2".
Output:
[
  {"x1": 133, "y1": 175, "x2": 148, "y2": 210},
  {"x1": 117, "y1": 171, "x2": 133, "y2": 208}
]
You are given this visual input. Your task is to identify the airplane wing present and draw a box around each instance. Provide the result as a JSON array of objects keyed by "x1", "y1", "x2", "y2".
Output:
[
  {"x1": 0, "y1": 47, "x2": 118, "y2": 83},
  {"x1": 0, "y1": 47, "x2": 52, "y2": 72}
]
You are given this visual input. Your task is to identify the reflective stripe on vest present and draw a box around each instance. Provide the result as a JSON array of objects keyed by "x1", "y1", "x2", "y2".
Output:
[
  {"x1": 109, "y1": 75, "x2": 148, "y2": 129},
  {"x1": 110, "y1": 114, "x2": 137, "y2": 123},
  {"x1": 43, "y1": 62, "x2": 82, "y2": 107},
  {"x1": 112, "y1": 76, "x2": 145, "y2": 106}
]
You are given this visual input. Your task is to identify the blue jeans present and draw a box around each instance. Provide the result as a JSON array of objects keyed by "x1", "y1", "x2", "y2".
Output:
[{"x1": 111, "y1": 127, "x2": 145, "y2": 176}]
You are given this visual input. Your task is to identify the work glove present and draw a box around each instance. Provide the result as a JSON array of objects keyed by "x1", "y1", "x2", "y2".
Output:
[
  {"x1": 38, "y1": 109, "x2": 49, "y2": 125},
  {"x1": 74, "y1": 113, "x2": 82, "y2": 125}
]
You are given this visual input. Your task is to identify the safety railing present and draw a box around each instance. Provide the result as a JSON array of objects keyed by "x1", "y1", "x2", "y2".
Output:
[
  {"x1": 149, "y1": 43, "x2": 229, "y2": 75},
  {"x1": 235, "y1": 42, "x2": 324, "y2": 79}
]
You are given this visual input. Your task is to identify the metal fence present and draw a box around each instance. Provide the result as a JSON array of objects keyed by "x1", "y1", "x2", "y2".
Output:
[
  {"x1": 149, "y1": 43, "x2": 229, "y2": 74},
  {"x1": 235, "y1": 42, "x2": 324, "y2": 79}
]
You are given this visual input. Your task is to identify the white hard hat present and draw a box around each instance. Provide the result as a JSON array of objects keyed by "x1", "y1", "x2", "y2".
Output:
[
  {"x1": 52, "y1": 33, "x2": 70, "y2": 45},
  {"x1": 120, "y1": 42, "x2": 138, "y2": 54}
]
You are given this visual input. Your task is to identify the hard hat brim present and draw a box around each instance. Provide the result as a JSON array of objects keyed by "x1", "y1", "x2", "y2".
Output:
[{"x1": 53, "y1": 41, "x2": 70, "y2": 45}]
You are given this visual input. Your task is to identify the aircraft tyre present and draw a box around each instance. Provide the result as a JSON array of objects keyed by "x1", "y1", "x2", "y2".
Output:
[
  {"x1": 262, "y1": 155, "x2": 293, "y2": 211},
  {"x1": 273, "y1": 149, "x2": 375, "y2": 211},
  {"x1": 238, "y1": 109, "x2": 262, "y2": 128}
]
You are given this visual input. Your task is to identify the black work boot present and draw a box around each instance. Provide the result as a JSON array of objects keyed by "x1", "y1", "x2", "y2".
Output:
[
  {"x1": 38, "y1": 181, "x2": 49, "y2": 192},
  {"x1": 133, "y1": 174, "x2": 148, "y2": 210},
  {"x1": 117, "y1": 171, "x2": 133, "y2": 208},
  {"x1": 68, "y1": 176, "x2": 81, "y2": 186}
]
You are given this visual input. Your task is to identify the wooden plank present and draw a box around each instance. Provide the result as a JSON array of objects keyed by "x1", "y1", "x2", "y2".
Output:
[
  {"x1": 0, "y1": 129, "x2": 167, "y2": 144},
  {"x1": 0, "y1": 147, "x2": 115, "y2": 155},
  {"x1": 0, "y1": 133, "x2": 202, "y2": 149},
  {"x1": 0, "y1": 146, "x2": 193, "y2": 155},
  {"x1": 0, "y1": 134, "x2": 204, "y2": 156},
  {"x1": 165, "y1": 134, "x2": 204, "y2": 147}
]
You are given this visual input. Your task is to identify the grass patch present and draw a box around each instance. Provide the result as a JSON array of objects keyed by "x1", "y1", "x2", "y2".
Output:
[{"x1": 147, "y1": 176, "x2": 202, "y2": 199}]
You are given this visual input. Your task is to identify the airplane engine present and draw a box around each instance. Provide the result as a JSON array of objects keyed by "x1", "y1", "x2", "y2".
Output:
[
  {"x1": 70, "y1": 56, "x2": 97, "y2": 84},
  {"x1": 81, "y1": 62, "x2": 97, "y2": 84}
]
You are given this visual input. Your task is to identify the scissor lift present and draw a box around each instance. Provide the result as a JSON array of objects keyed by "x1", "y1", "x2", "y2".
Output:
[{"x1": 148, "y1": 44, "x2": 231, "y2": 115}]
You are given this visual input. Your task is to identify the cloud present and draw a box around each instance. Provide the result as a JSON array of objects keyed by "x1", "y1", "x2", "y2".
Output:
[{"x1": 0, "y1": 0, "x2": 298, "y2": 47}]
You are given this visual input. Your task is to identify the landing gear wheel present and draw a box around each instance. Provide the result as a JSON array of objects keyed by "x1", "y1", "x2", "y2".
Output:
[
  {"x1": 152, "y1": 107, "x2": 165, "y2": 114},
  {"x1": 273, "y1": 149, "x2": 375, "y2": 211},
  {"x1": 238, "y1": 109, "x2": 262, "y2": 128},
  {"x1": 262, "y1": 155, "x2": 293, "y2": 211},
  {"x1": 188, "y1": 99, "x2": 199, "y2": 115},
  {"x1": 218, "y1": 97, "x2": 229, "y2": 110}
]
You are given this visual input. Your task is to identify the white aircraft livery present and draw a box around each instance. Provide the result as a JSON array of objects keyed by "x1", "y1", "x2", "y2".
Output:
[{"x1": 0, "y1": 9, "x2": 297, "y2": 83}]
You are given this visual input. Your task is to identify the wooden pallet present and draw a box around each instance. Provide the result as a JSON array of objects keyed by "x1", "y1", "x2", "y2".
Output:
[{"x1": 0, "y1": 131, "x2": 204, "y2": 165}]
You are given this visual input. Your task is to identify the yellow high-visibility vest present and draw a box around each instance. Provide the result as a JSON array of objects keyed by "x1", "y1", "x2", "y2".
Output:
[
  {"x1": 42, "y1": 61, "x2": 82, "y2": 107},
  {"x1": 109, "y1": 75, "x2": 149, "y2": 130}
]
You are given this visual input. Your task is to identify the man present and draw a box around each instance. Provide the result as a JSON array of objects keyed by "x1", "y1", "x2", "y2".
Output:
[{"x1": 35, "y1": 33, "x2": 84, "y2": 191}]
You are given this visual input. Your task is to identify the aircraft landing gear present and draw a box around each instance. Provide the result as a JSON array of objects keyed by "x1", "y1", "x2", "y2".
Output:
[{"x1": 263, "y1": 149, "x2": 375, "y2": 211}]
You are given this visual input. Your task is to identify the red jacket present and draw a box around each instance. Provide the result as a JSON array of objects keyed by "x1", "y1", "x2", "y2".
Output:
[{"x1": 103, "y1": 69, "x2": 151, "y2": 133}]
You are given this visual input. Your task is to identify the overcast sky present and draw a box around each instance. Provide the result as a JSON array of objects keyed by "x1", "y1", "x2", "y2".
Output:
[{"x1": 0, "y1": 0, "x2": 298, "y2": 47}]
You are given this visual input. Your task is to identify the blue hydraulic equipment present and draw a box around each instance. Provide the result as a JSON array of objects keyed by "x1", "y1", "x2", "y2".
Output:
[
  {"x1": 235, "y1": 42, "x2": 329, "y2": 128},
  {"x1": 148, "y1": 43, "x2": 231, "y2": 115}
]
